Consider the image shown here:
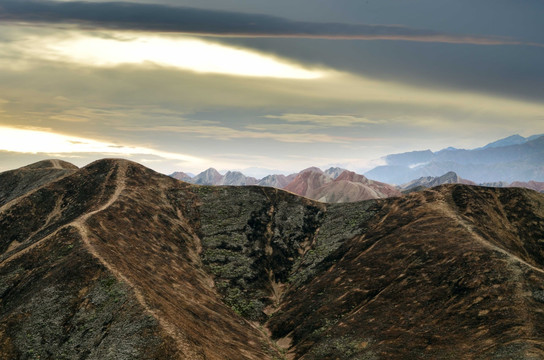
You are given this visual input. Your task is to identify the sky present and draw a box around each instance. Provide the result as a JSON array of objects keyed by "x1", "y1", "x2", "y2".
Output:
[{"x1": 0, "y1": 0, "x2": 543, "y2": 176}]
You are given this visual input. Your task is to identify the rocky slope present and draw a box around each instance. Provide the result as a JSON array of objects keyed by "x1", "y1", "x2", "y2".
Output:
[{"x1": 2, "y1": 159, "x2": 544, "y2": 359}]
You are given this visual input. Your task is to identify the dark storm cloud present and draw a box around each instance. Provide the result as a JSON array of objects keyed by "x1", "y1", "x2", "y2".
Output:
[{"x1": 0, "y1": 0, "x2": 540, "y2": 46}]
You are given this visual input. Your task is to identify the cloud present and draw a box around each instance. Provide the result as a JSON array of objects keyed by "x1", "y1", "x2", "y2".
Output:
[
  {"x1": 264, "y1": 113, "x2": 381, "y2": 127},
  {"x1": 118, "y1": 125, "x2": 365, "y2": 143},
  {"x1": 24, "y1": 32, "x2": 322, "y2": 79},
  {"x1": 0, "y1": 0, "x2": 540, "y2": 46},
  {"x1": 0, "y1": 126, "x2": 205, "y2": 163}
]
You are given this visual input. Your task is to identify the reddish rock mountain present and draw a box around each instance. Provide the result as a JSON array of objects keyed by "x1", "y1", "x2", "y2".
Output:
[
  {"x1": 2, "y1": 159, "x2": 544, "y2": 359},
  {"x1": 284, "y1": 168, "x2": 400, "y2": 202},
  {"x1": 309, "y1": 170, "x2": 401, "y2": 202},
  {"x1": 283, "y1": 167, "x2": 332, "y2": 197}
]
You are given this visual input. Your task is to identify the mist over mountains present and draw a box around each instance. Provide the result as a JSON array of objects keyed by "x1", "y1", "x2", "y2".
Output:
[{"x1": 365, "y1": 134, "x2": 544, "y2": 184}]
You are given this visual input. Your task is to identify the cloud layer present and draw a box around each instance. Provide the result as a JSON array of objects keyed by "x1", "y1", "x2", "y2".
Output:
[{"x1": 0, "y1": 0, "x2": 540, "y2": 46}]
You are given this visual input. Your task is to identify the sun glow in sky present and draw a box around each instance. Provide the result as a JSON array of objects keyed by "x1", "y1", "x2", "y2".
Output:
[
  {"x1": 37, "y1": 33, "x2": 323, "y2": 79},
  {"x1": 0, "y1": 126, "x2": 204, "y2": 164}
]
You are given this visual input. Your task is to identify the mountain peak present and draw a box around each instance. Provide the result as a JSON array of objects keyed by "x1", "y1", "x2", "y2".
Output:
[{"x1": 192, "y1": 167, "x2": 224, "y2": 185}]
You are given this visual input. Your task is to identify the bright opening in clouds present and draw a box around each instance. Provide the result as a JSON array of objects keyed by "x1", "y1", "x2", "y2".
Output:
[
  {"x1": 0, "y1": 126, "x2": 204, "y2": 164},
  {"x1": 35, "y1": 33, "x2": 322, "y2": 79}
]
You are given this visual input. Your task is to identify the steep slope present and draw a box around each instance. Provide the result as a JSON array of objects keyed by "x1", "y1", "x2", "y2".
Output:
[
  {"x1": 2, "y1": 160, "x2": 544, "y2": 359},
  {"x1": 0, "y1": 159, "x2": 78, "y2": 206},
  {"x1": 309, "y1": 170, "x2": 401, "y2": 202},
  {"x1": 400, "y1": 171, "x2": 476, "y2": 193}
]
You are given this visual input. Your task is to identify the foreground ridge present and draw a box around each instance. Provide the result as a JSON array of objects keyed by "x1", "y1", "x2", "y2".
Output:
[{"x1": 1, "y1": 159, "x2": 544, "y2": 359}]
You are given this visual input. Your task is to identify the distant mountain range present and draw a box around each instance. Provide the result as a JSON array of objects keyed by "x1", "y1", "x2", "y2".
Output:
[
  {"x1": 365, "y1": 134, "x2": 544, "y2": 184},
  {"x1": 172, "y1": 166, "x2": 400, "y2": 203},
  {"x1": 169, "y1": 134, "x2": 544, "y2": 201}
]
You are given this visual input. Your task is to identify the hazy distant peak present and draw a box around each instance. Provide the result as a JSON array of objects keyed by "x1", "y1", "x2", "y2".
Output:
[
  {"x1": 257, "y1": 174, "x2": 289, "y2": 188},
  {"x1": 192, "y1": 167, "x2": 223, "y2": 185},
  {"x1": 480, "y1": 134, "x2": 526, "y2": 149},
  {"x1": 324, "y1": 167, "x2": 347, "y2": 179},
  {"x1": 202, "y1": 167, "x2": 221, "y2": 174},
  {"x1": 400, "y1": 171, "x2": 475, "y2": 192},
  {"x1": 170, "y1": 171, "x2": 193, "y2": 182},
  {"x1": 436, "y1": 146, "x2": 458, "y2": 153},
  {"x1": 220, "y1": 171, "x2": 257, "y2": 186}
]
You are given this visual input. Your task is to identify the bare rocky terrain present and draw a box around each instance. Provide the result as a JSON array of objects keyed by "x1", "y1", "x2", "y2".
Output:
[{"x1": 1, "y1": 159, "x2": 544, "y2": 359}]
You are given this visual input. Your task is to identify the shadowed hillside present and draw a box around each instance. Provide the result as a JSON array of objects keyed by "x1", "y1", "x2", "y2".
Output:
[{"x1": 1, "y1": 159, "x2": 544, "y2": 359}]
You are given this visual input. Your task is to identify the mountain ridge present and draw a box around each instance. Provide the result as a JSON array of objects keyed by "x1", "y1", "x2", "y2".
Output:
[{"x1": 2, "y1": 159, "x2": 544, "y2": 359}]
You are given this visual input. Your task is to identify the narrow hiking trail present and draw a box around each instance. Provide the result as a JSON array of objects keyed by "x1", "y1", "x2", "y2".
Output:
[
  {"x1": 433, "y1": 198, "x2": 544, "y2": 276},
  {"x1": 0, "y1": 161, "x2": 199, "y2": 359},
  {"x1": 50, "y1": 159, "x2": 62, "y2": 169},
  {"x1": 70, "y1": 161, "x2": 200, "y2": 360},
  {"x1": 0, "y1": 163, "x2": 127, "y2": 266}
]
